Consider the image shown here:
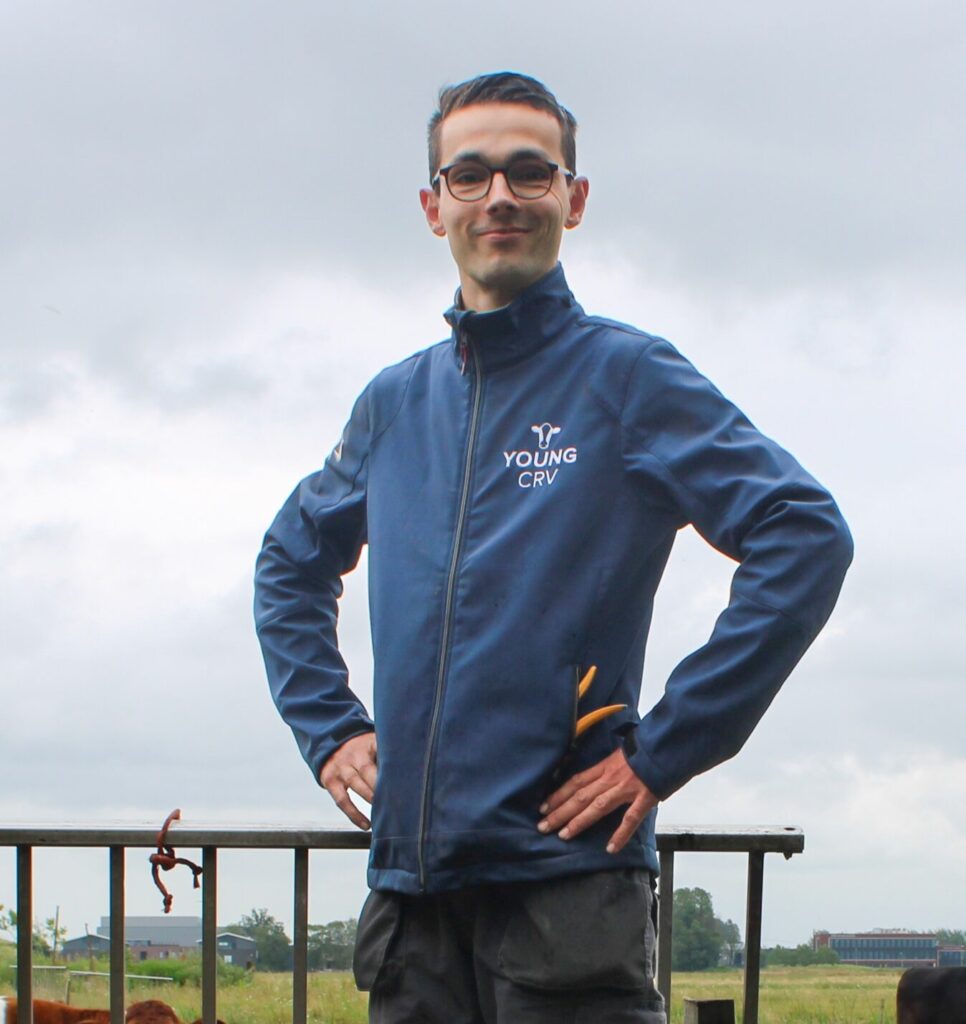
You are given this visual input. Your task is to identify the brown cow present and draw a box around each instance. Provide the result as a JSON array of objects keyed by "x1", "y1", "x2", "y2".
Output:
[
  {"x1": 1, "y1": 1000, "x2": 218, "y2": 1024},
  {"x1": 125, "y1": 1004, "x2": 178, "y2": 1024},
  {"x1": 126, "y1": 1001, "x2": 222, "y2": 1024},
  {"x1": 1, "y1": 999, "x2": 110, "y2": 1024},
  {"x1": 898, "y1": 967, "x2": 966, "y2": 1024}
]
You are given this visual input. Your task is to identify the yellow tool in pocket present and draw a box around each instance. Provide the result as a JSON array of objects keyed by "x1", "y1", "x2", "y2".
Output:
[{"x1": 573, "y1": 665, "x2": 626, "y2": 739}]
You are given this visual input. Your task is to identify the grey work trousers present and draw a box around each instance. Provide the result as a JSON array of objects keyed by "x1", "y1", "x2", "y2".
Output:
[{"x1": 353, "y1": 869, "x2": 667, "y2": 1024}]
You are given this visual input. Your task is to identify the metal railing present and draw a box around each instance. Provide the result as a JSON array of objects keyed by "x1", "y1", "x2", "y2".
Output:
[
  {"x1": 655, "y1": 826, "x2": 804, "y2": 1024},
  {"x1": 1, "y1": 823, "x2": 803, "y2": 1024},
  {"x1": 8, "y1": 967, "x2": 173, "y2": 1004}
]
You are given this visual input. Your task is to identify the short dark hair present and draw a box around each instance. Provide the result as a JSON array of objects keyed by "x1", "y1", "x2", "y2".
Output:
[{"x1": 427, "y1": 71, "x2": 578, "y2": 182}]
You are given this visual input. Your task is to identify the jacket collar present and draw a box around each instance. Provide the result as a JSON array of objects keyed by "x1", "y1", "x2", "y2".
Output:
[{"x1": 443, "y1": 263, "x2": 582, "y2": 373}]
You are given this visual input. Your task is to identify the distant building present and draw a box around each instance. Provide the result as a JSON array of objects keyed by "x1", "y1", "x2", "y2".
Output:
[
  {"x1": 84, "y1": 917, "x2": 256, "y2": 963},
  {"x1": 939, "y1": 946, "x2": 966, "y2": 967},
  {"x1": 813, "y1": 930, "x2": 966, "y2": 968},
  {"x1": 200, "y1": 932, "x2": 258, "y2": 967},
  {"x1": 128, "y1": 944, "x2": 188, "y2": 962},
  {"x1": 61, "y1": 934, "x2": 112, "y2": 961},
  {"x1": 97, "y1": 916, "x2": 201, "y2": 949}
]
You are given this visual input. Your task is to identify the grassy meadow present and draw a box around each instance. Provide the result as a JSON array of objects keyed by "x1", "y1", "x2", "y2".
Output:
[
  {"x1": 2, "y1": 964, "x2": 905, "y2": 1024},
  {"x1": 668, "y1": 965, "x2": 900, "y2": 1023}
]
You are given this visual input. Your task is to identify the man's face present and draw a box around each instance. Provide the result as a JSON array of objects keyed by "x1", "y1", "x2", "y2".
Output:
[{"x1": 420, "y1": 103, "x2": 588, "y2": 312}]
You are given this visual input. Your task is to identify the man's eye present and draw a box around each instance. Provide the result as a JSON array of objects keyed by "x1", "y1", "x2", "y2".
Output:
[
  {"x1": 511, "y1": 161, "x2": 552, "y2": 184},
  {"x1": 450, "y1": 164, "x2": 487, "y2": 185}
]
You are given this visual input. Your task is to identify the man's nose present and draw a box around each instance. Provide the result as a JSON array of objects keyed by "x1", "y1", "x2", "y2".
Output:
[{"x1": 485, "y1": 170, "x2": 519, "y2": 209}]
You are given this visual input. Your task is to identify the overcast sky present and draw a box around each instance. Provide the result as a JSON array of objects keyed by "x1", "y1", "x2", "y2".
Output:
[{"x1": 2, "y1": 1, "x2": 964, "y2": 951}]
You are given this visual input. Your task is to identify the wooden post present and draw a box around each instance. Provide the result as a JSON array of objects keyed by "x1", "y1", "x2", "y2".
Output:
[{"x1": 683, "y1": 998, "x2": 736, "y2": 1023}]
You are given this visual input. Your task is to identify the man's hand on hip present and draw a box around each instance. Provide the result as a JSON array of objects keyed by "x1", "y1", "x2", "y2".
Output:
[
  {"x1": 538, "y1": 747, "x2": 658, "y2": 854},
  {"x1": 319, "y1": 732, "x2": 378, "y2": 831}
]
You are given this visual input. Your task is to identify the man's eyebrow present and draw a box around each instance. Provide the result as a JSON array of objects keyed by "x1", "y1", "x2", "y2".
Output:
[{"x1": 447, "y1": 147, "x2": 553, "y2": 165}]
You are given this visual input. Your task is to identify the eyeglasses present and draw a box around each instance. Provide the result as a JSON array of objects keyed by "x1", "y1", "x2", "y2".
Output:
[{"x1": 433, "y1": 158, "x2": 574, "y2": 202}]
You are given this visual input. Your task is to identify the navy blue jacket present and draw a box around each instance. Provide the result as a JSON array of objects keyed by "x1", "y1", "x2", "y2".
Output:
[{"x1": 254, "y1": 264, "x2": 853, "y2": 893}]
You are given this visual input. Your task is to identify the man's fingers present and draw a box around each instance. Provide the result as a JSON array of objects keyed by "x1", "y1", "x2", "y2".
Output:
[
  {"x1": 538, "y1": 748, "x2": 658, "y2": 847},
  {"x1": 319, "y1": 734, "x2": 379, "y2": 831},
  {"x1": 356, "y1": 758, "x2": 379, "y2": 795},
  {"x1": 538, "y1": 777, "x2": 610, "y2": 834},
  {"x1": 547, "y1": 786, "x2": 620, "y2": 840},
  {"x1": 606, "y1": 795, "x2": 651, "y2": 853},
  {"x1": 348, "y1": 767, "x2": 376, "y2": 804},
  {"x1": 540, "y1": 763, "x2": 603, "y2": 814},
  {"x1": 328, "y1": 781, "x2": 371, "y2": 831},
  {"x1": 319, "y1": 733, "x2": 379, "y2": 829}
]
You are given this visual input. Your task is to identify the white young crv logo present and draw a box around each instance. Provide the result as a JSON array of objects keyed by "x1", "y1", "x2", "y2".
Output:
[
  {"x1": 531, "y1": 422, "x2": 561, "y2": 449},
  {"x1": 503, "y1": 423, "x2": 578, "y2": 489}
]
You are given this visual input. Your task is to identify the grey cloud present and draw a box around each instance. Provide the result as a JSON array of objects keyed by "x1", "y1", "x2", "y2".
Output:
[
  {"x1": 0, "y1": 355, "x2": 77, "y2": 423},
  {"x1": 117, "y1": 355, "x2": 268, "y2": 412},
  {"x1": 3, "y1": 0, "x2": 962, "y2": 424},
  {"x1": 1, "y1": 579, "x2": 317, "y2": 807},
  {"x1": 2, "y1": 0, "x2": 965, "y2": 949},
  {"x1": 2, "y1": 1, "x2": 962, "y2": 295}
]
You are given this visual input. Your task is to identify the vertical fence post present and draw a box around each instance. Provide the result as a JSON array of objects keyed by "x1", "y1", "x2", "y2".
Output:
[
  {"x1": 16, "y1": 846, "x2": 33, "y2": 1024},
  {"x1": 202, "y1": 847, "x2": 218, "y2": 1024},
  {"x1": 657, "y1": 849, "x2": 675, "y2": 1014},
  {"x1": 743, "y1": 851, "x2": 765, "y2": 1024},
  {"x1": 292, "y1": 848, "x2": 309, "y2": 1024},
  {"x1": 109, "y1": 847, "x2": 125, "y2": 1024}
]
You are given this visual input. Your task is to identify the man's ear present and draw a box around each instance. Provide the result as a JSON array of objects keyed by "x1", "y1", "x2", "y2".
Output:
[
  {"x1": 420, "y1": 187, "x2": 447, "y2": 237},
  {"x1": 564, "y1": 177, "x2": 589, "y2": 230}
]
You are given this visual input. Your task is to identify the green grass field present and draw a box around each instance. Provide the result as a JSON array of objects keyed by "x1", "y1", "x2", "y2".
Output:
[
  {"x1": 2, "y1": 965, "x2": 904, "y2": 1023},
  {"x1": 667, "y1": 965, "x2": 900, "y2": 1023}
]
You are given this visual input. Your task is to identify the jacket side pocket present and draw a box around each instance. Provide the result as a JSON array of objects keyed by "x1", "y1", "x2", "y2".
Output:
[{"x1": 352, "y1": 890, "x2": 403, "y2": 992}]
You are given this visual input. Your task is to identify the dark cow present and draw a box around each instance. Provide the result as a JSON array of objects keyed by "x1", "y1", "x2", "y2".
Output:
[{"x1": 898, "y1": 967, "x2": 966, "y2": 1024}]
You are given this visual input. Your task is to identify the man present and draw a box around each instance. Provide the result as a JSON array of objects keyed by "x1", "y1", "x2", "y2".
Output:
[{"x1": 255, "y1": 72, "x2": 852, "y2": 1023}]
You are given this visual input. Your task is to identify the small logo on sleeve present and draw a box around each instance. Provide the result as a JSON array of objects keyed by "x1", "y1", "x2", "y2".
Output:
[{"x1": 503, "y1": 423, "x2": 577, "y2": 488}]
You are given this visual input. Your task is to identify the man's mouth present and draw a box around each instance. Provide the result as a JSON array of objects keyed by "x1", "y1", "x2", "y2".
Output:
[{"x1": 477, "y1": 226, "x2": 529, "y2": 238}]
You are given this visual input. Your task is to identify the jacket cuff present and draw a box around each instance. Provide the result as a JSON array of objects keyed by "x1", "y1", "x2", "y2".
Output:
[
  {"x1": 310, "y1": 722, "x2": 376, "y2": 785},
  {"x1": 621, "y1": 727, "x2": 678, "y2": 801}
]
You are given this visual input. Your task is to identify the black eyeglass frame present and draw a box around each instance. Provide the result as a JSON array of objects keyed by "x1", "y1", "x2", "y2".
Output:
[{"x1": 432, "y1": 158, "x2": 575, "y2": 202}]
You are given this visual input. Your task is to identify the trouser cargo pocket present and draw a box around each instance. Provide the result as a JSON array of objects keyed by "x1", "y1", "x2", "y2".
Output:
[
  {"x1": 353, "y1": 890, "x2": 403, "y2": 993},
  {"x1": 497, "y1": 869, "x2": 656, "y2": 992}
]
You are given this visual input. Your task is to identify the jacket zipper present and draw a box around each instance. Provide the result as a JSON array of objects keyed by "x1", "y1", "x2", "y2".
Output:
[{"x1": 416, "y1": 334, "x2": 483, "y2": 891}]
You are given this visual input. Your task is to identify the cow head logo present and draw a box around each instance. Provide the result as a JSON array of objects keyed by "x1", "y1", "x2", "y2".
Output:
[{"x1": 531, "y1": 423, "x2": 562, "y2": 449}]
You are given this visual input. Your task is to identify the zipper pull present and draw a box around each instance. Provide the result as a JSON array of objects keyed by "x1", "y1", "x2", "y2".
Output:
[{"x1": 459, "y1": 334, "x2": 469, "y2": 375}]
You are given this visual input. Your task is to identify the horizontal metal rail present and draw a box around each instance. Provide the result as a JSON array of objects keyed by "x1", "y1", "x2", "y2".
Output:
[
  {"x1": 9, "y1": 967, "x2": 173, "y2": 1005},
  {"x1": 1, "y1": 823, "x2": 803, "y2": 1024}
]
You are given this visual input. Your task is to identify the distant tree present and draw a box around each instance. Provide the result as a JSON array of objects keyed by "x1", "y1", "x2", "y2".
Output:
[
  {"x1": 43, "y1": 915, "x2": 67, "y2": 963},
  {"x1": 763, "y1": 942, "x2": 839, "y2": 966},
  {"x1": 231, "y1": 909, "x2": 291, "y2": 971},
  {"x1": 672, "y1": 888, "x2": 724, "y2": 971},
  {"x1": 307, "y1": 919, "x2": 357, "y2": 970},
  {"x1": 0, "y1": 908, "x2": 57, "y2": 956},
  {"x1": 716, "y1": 918, "x2": 742, "y2": 966},
  {"x1": 814, "y1": 945, "x2": 840, "y2": 964},
  {"x1": 765, "y1": 944, "x2": 801, "y2": 966},
  {"x1": 936, "y1": 929, "x2": 966, "y2": 947}
]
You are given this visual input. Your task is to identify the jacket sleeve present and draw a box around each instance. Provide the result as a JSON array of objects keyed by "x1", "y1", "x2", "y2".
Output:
[
  {"x1": 620, "y1": 338, "x2": 853, "y2": 799},
  {"x1": 254, "y1": 386, "x2": 375, "y2": 783}
]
